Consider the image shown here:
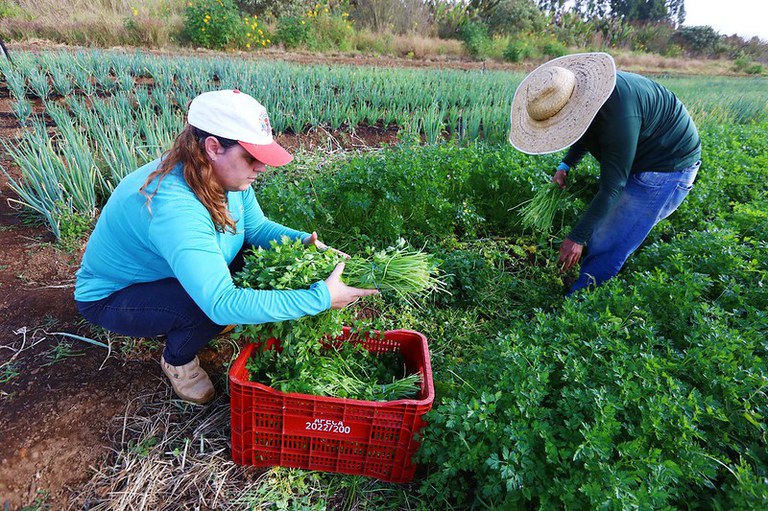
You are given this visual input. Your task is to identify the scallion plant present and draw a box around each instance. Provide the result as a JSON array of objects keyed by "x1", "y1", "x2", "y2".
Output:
[{"x1": 515, "y1": 182, "x2": 572, "y2": 235}]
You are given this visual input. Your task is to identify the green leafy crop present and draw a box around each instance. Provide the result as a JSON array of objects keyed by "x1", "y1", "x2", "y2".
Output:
[{"x1": 233, "y1": 237, "x2": 442, "y2": 399}]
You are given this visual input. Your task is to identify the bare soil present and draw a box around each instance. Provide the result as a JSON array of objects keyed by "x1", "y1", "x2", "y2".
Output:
[
  {"x1": 5, "y1": 38, "x2": 743, "y2": 76},
  {"x1": 0, "y1": 74, "x2": 149, "y2": 508}
]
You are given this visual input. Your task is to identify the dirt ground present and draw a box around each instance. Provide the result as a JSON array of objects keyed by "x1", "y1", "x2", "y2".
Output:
[
  {"x1": 0, "y1": 76, "x2": 152, "y2": 508},
  {"x1": 5, "y1": 38, "x2": 742, "y2": 76}
]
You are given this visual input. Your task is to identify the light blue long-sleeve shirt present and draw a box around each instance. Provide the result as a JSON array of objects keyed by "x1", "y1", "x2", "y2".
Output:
[{"x1": 74, "y1": 159, "x2": 331, "y2": 325}]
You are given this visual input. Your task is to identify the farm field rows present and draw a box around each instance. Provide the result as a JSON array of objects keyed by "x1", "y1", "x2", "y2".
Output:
[{"x1": 1, "y1": 49, "x2": 767, "y2": 509}]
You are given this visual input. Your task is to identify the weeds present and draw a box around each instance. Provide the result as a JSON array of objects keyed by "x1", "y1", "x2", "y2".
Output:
[
  {"x1": 18, "y1": 489, "x2": 51, "y2": 511},
  {"x1": 42, "y1": 341, "x2": 85, "y2": 367},
  {"x1": 1, "y1": 326, "x2": 47, "y2": 388},
  {"x1": 0, "y1": 361, "x2": 20, "y2": 384}
]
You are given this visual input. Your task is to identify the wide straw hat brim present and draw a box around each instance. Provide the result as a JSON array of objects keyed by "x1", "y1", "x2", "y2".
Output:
[{"x1": 509, "y1": 53, "x2": 616, "y2": 155}]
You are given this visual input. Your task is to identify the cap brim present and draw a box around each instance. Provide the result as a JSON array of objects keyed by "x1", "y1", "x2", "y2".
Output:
[{"x1": 239, "y1": 141, "x2": 294, "y2": 167}]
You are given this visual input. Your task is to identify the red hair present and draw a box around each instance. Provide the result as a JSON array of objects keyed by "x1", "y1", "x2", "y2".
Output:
[{"x1": 140, "y1": 125, "x2": 236, "y2": 234}]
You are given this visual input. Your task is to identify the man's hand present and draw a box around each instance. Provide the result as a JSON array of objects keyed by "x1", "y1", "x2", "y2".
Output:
[
  {"x1": 553, "y1": 169, "x2": 568, "y2": 189},
  {"x1": 303, "y1": 231, "x2": 350, "y2": 258},
  {"x1": 324, "y1": 262, "x2": 379, "y2": 309},
  {"x1": 558, "y1": 238, "x2": 583, "y2": 272}
]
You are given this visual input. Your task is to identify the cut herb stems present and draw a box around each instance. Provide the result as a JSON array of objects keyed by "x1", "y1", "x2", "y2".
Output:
[
  {"x1": 343, "y1": 238, "x2": 445, "y2": 303},
  {"x1": 515, "y1": 183, "x2": 572, "y2": 234},
  {"x1": 235, "y1": 236, "x2": 444, "y2": 302},
  {"x1": 247, "y1": 342, "x2": 422, "y2": 400},
  {"x1": 234, "y1": 237, "x2": 441, "y2": 401}
]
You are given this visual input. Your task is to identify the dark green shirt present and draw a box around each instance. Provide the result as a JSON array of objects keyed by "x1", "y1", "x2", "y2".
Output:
[{"x1": 562, "y1": 71, "x2": 701, "y2": 244}]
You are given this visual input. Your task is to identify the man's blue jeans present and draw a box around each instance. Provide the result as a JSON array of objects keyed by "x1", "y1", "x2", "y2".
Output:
[{"x1": 570, "y1": 161, "x2": 700, "y2": 294}]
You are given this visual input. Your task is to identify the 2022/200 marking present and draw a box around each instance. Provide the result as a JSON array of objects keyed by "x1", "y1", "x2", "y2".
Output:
[{"x1": 305, "y1": 418, "x2": 351, "y2": 434}]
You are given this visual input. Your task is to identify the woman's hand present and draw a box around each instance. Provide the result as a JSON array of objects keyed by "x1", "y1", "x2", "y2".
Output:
[
  {"x1": 303, "y1": 231, "x2": 350, "y2": 258},
  {"x1": 324, "y1": 263, "x2": 378, "y2": 309},
  {"x1": 558, "y1": 238, "x2": 583, "y2": 271}
]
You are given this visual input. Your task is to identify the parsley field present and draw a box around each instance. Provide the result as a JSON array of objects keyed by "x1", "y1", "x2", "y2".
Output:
[{"x1": 258, "y1": 125, "x2": 768, "y2": 508}]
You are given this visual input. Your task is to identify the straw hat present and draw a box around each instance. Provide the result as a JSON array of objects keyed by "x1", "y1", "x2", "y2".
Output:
[{"x1": 509, "y1": 52, "x2": 616, "y2": 155}]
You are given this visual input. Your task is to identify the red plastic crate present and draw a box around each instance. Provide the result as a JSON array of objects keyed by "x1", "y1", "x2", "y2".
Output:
[{"x1": 229, "y1": 327, "x2": 434, "y2": 483}]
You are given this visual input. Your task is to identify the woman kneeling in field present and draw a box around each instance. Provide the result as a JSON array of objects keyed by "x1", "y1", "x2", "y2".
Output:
[{"x1": 75, "y1": 89, "x2": 376, "y2": 404}]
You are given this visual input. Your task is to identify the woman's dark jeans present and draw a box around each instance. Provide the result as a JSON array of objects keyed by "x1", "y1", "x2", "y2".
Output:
[
  {"x1": 76, "y1": 278, "x2": 224, "y2": 366},
  {"x1": 76, "y1": 250, "x2": 248, "y2": 366}
]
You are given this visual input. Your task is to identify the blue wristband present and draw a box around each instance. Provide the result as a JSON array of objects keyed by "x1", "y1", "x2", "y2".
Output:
[{"x1": 557, "y1": 162, "x2": 570, "y2": 173}]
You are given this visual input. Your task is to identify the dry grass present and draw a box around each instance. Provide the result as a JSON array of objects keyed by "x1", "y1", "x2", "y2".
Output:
[
  {"x1": 613, "y1": 51, "x2": 735, "y2": 76},
  {"x1": 1, "y1": 0, "x2": 183, "y2": 48},
  {"x1": 67, "y1": 380, "x2": 413, "y2": 510},
  {"x1": 9, "y1": 0, "x2": 182, "y2": 21},
  {"x1": 66, "y1": 388, "x2": 248, "y2": 510},
  {"x1": 390, "y1": 32, "x2": 465, "y2": 59},
  {"x1": 64, "y1": 385, "x2": 331, "y2": 510},
  {"x1": 351, "y1": 30, "x2": 465, "y2": 59},
  {"x1": 1, "y1": 18, "x2": 180, "y2": 47}
]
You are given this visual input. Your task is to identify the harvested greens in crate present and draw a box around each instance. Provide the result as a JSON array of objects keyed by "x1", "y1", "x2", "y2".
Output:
[{"x1": 233, "y1": 237, "x2": 443, "y2": 400}]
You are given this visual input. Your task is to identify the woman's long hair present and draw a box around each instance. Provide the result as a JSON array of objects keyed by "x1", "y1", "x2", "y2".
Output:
[{"x1": 140, "y1": 125, "x2": 238, "y2": 234}]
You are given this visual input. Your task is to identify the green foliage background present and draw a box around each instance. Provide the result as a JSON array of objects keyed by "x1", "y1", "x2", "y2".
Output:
[
  {"x1": 183, "y1": 0, "x2": 243, "y2": 49},
  {"x1": 255, "y1": 123, "x2": 768, "y2": 508}
]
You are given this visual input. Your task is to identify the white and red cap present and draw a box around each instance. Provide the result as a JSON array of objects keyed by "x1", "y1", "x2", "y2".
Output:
[{"x1": 188, "y1": 89, "x2": 293, "y2": 167}]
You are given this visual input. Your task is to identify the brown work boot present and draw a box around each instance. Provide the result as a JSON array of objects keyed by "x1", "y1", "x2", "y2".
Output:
[{"x1": 160, "y1": 355, "x2": 215, "y2": 405}]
